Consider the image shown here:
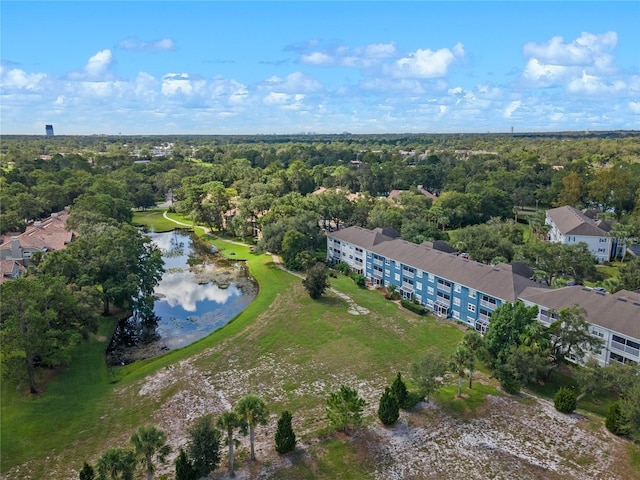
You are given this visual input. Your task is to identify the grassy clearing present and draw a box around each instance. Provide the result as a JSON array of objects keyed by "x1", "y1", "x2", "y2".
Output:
[
  {"x1": 435, "y1": 382, "x2": 502, "y2": 419},
  {"x1": 131, "y1": 209, "x2": 177, "y2": 232}
]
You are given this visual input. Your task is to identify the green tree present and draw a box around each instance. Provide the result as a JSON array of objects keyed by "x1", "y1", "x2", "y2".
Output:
[
  {"x1": 174, "y1": 448, "x2": 197, "y2": 480},
  {"x1": 450, "y1": 345, "x2": 472, "y2": 397},
  {"x1": 130, "y1": 426, "x2": 171, "y2": 480},
  {"x1": 483, "y1": 302, "x2": 547, "y2": 392},
  {"x1": 95, "y1": 447, "x2": 137, "y2": 480},
  {"x1": 186, "y1": 415, "x2": 222, "y2": 478},
  {"x1": 326, "y1": 385, "x2": 366, "y2": 434},
  {"x1": 553, "y1": 387, "x2": 577, "y2": 413},
  {"x1": 0, "y1": 275, "x2": 99, "y2": 393},
  {"x1": 42, "y1": 223, "x2": 164, "y2": 316},
  {"x1": 377, "y1": 387, "x2": 400, "y2": 426},
  {"x1": 462, "y1": 331, "x2": 483, "y2": 388},
  {"x1": 235, "y1": 394, "x2": 268, "y2": 461},
  {"x1": 79, "y1": 462, "x2": 95, "y2": 480},
  {"x1": 618, "y1": 372, "x2": 640, "y2": 442},
  {"x1": 302, "y1": 262, "x2": 329, "y2": 299},
  {"x1": 216, "y1": 411, "x2": 245, "y2": 477},
  {"x1": 548, "y1": 306, "x2": 604, "y2": 366},
  {"x1": 620, "y1": 257, "x2": 640, "y2": 291},
  {"x1": 409, "y1": 351, "x2": 447, "y2": 402},
  {"x1": 274, "y1": 410, "x2": 297, "y2": 454},
  {"x1": 606, "y1": 402, "x2": 628, "y2": 436},
  {"x1": 390, "y1": 372, "x2": 409, "y2": 409}
]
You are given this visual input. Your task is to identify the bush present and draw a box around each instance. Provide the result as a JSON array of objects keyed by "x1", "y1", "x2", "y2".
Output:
[
  {"x1": 377, "y1": 387, "x2": 400, "y2": 426},
  {"x1": 274, "y1": 411, "x2": 297, "y2": 454},
  {"x1": 351, "y1": 273, "x2": 366, "y2": 287},
  {"x1": 400, "y1": 299, "x2": 426, "y2": 315},
  {"x1": 605, "y1": 402, "x2": 628, "y2": 436},
  {"x1": 390, "y1": 372, "x2": 409, "y2": 409},
  {"x1": 334, "y1": 261, "x2": 350, "y2": 275},
  {"x1": 554, "y1": 387, "x2": 577, "y2": 413}
]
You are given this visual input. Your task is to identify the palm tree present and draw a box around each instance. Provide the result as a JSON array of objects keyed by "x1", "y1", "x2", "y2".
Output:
[
  {"x1": 235, "y1": 394, "x2": 268, "y2": 461},
  {"x1": 95, "y1": 447, "x2": 137, "y2": 480},
  {"x1": 450, "y1": 346, "x2": 471, "y2": 397},
  {"x1": 216, "y1": 411, "x2": 245, "y2": 477},
  {"x1": 462, "y1": 331, "x2": 483, "y2": 389},
  {"x1": 130, "y1": 426, "x2": 171, "y2": 480}
]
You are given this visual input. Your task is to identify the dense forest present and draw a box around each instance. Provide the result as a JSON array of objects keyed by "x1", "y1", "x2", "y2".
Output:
[{"x1": 2, "y1": 132, "x2": 640, "y2": 264}]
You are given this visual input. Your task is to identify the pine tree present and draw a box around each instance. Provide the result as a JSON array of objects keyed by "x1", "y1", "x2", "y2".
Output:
[
  {"x1": 79, "y1": 462, "x2": 94, "y2": 480},
  {"x1": 378, "y1": 387, "x2": 400, "y2": 426},
  {"x1": 390, "y1": 372, "x2": 409, "y2": 408},
  {"x1": 274, "y1": 410, "x2": 297, "y2": 454},
  {"x1": 175, "y1": 448, "x2": 197, "y2": 480}
]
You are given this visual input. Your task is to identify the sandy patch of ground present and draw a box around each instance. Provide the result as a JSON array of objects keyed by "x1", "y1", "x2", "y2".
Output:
[{"x1": 112, "y1": 348, "x2": 633, "y2": 480}]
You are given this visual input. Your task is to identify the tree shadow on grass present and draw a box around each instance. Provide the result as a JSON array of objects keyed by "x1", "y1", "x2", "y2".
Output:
[{"x1": 315, "y1": 295, "x2": 345, "y2": 308}]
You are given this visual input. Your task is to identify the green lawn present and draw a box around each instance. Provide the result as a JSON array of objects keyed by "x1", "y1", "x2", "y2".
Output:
[{"x1": 131, "y1": 208, "x2": 178, "y2": 232}]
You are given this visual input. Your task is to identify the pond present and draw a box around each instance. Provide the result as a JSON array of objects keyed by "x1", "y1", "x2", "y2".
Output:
[{"x1": 106, "y1": 230, "x2": 257, "y2": 365}]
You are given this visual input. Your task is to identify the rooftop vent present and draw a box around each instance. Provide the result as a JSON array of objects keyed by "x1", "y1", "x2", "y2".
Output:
[{"x1": 617, "y1": 297, "x2": 627, "y2": 302}]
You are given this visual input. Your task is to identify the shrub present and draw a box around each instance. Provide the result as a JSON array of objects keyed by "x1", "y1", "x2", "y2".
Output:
[
  {"x1": 378, "y1": 387, "x2": 400, "y2": 426},
  {"x1": 554, "y1": 387, "x2": 577, "y2": 413},
  {"x1": 334, "y1": 261, "x2": 350, "y2": 275},
  {"x1": 275, "y1": 410, "x2": 297, "y2": 454},
  {"x1": 390, "y1": 372, "x2": 409, "y2": 408},
  {"x1": 351, "y1": 273, "x2": 366, "y2": 287},
  {"x1": 605, "y1": 402, "x2": 628, "y2": 436},
  {"x1": 400, "y1": 299, "x2": 426, "y2": 315}
]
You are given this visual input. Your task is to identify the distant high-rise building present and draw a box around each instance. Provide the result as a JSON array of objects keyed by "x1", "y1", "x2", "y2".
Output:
[{"x1": 45, "y1": 124, "x2": 54, "y2": 137}]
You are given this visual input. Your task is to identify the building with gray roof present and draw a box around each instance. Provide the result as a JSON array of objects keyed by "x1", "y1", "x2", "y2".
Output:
[{"x1": 328, "y1": 225, "x2": 639, "y2": 366}]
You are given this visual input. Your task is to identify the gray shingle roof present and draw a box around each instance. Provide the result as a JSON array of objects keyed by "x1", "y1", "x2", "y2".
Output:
[
  {"x1": 332, "y1": 226, "x2": 541, "y2": 302},
  {"x1": 519, "y1": 286, "x2": 640, "y2": 339},
  {"x1": 546, "y1": 206, "x2": 608, "y2": 237}
]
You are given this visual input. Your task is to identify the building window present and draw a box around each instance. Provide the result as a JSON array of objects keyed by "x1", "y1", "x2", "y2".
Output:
[
  {"x1": 395, "y1": 273, "x2": 400, "y2": 282},
  {"x1": 427, "y1": 286, "x2": 434, "y2": 295},
  {"x1": 428, "y1": 273, "x2": 434, "y2": 283},
  {"x1": 454, "y1": 284, "x2": 461, "y2": 293},
  {"x1": 416, "y1": 270, "x2": 423, "y2": 278},
  {"x1": 469, "y1": 289, "x2": 477, "y2": 299},
  {"x1": 468, "y1": 304, "x2": 476, "y2": 313},
  {"x1": 453, "y1": 298, "x2": 461, "y2": 306}
]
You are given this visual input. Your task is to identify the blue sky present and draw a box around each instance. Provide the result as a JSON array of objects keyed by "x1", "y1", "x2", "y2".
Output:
[{"x1": 1, "y1": 1, "x2": 639, "y2": 135}]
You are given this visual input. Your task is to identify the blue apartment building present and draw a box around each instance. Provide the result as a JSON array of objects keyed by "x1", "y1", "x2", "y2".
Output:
[{"x1": 327, "y1": 226, "x2": 640, "y2": 366}]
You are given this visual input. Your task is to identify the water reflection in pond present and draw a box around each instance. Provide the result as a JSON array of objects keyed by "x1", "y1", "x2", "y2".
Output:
[{"x1": 107, "y1": 230, "x2": 257, "y2": 365}]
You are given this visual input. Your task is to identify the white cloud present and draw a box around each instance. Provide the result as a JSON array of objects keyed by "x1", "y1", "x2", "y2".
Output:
[
  {"x1": 565, "y1": 70, "x2": 628, "y2": 95},
  {"x1": 84, "y1": 49, "x2": 113, "y2": 77},
  {"x1": 386, "y1": 43, "x2": 465, "y2": 78},
  {"x1": 263, "y1": 72, "x2": 323, "y2": 93},
  {"x1": 118, "y1": 37, "x2": 176, "y2": 51},
  {"x1": 521, "y1": 32, "x2": 622, "y2": 90},
  {"x1": 161, "y1": 73, "x2": 206, "y2": 96},
  {"x1": 0, "y1": 68, "x2": 47, "y2": 90},
  {"x1": 629, "y1": 101, "x2": 640, "y2": 114},
  {"x1": 523, "y1": 32, "x2": 617, "y2": 67},
  {"x1": 503, "y1": 100, "x2": 522, "y2": 118},
  {"x1": 300, "y1": 52, "x2": 334, "y2": 66},
  {"x1": 300, "y1": 42, "x2": 397, "y2": 69}
]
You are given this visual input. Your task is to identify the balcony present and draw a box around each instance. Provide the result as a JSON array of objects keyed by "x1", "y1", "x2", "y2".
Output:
[
  {"x1": 611, "y1": 340, "x2": 640, "y2": 358},
  {"x1": 480, "y1": 299, "x2": 497, "y2": 310}
]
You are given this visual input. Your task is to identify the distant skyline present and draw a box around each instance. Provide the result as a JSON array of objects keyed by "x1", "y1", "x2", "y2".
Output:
[{"x1": 1, "y1": 1, "x2": 639, "y2": 135}]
